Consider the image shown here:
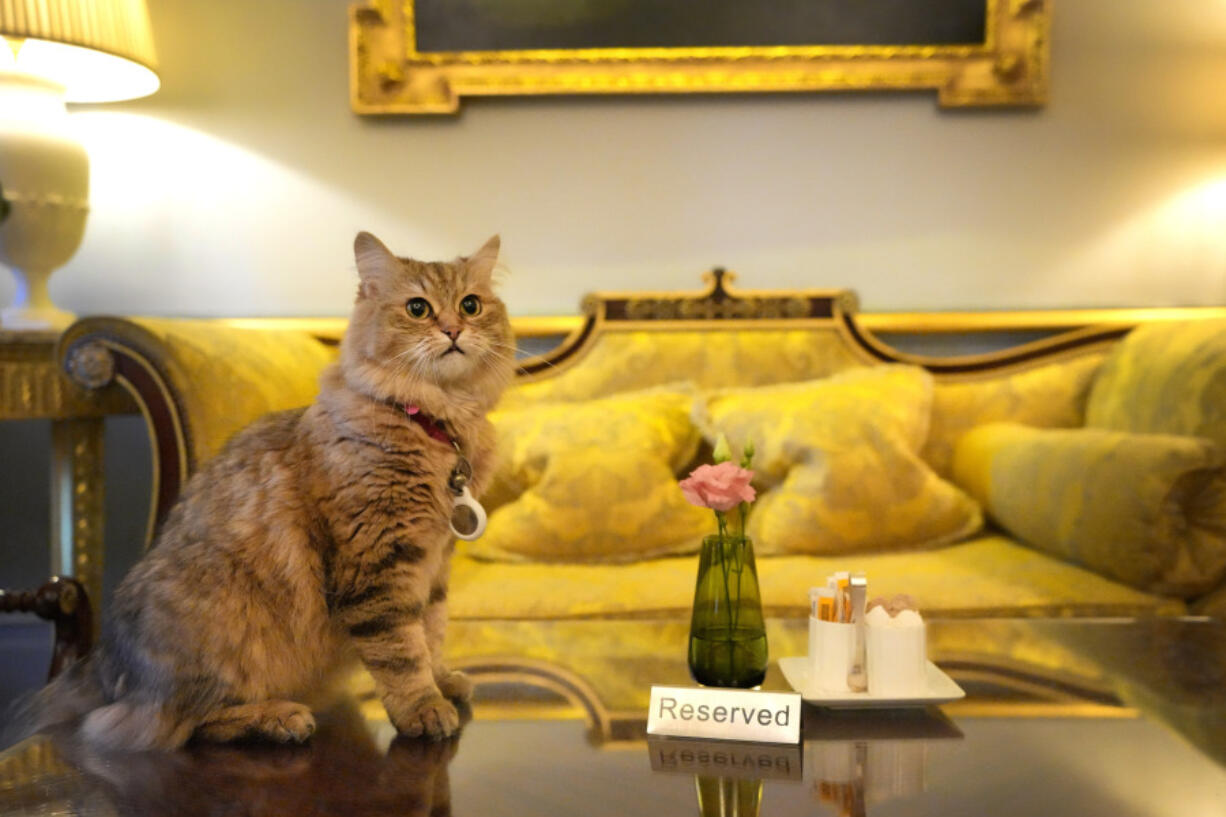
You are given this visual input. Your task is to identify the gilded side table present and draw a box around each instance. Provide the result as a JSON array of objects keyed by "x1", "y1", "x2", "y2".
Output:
[{"x1": 0, "y1": 329, "x2": 136, "y2": 623}]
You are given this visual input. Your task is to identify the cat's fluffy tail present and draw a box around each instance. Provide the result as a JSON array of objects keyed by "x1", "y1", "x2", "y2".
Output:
[
  {"x1": 4, "y1": 656, "x2": 197, "y2": 752},
  {"x1": 78, "y1": 699, "x2": 197, "y2": 751},
  {"x1": 3, "y1": 655, "x2": 102, "y2": 747}
]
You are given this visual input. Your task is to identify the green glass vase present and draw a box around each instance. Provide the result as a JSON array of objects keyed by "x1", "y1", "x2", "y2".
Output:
[{"x1": 687, "y1": 533, "x2": 768, "y2": 688}]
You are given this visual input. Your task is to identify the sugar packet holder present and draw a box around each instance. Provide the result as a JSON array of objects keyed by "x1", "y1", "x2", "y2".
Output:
[{"x1": 807, "y1": 575, "x2": 927, "y2": 696}]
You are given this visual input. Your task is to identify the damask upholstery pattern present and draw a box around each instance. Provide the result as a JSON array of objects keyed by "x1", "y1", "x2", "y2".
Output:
[
  {"x1": 1087, "y1": 318, "x2": 1226, "y2": 450},
  {"x1": 694, "y1": 366, "x2": 983, "y2": 556},
  {"x1": 953, "y1": 422, "x2": 1226, "y2": 596},
  {"x1": 922, "y1": 353, "x2": 1105, "y2": 478},
  {"x1": 471, "y1": 388, "x2": 712, "y2": 563}
]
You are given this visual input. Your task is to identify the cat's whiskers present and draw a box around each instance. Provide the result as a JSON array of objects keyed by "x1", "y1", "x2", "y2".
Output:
[
  {"x1": 390, "y1": 341, "x2": 430, "y2": 366},
  {"x1": 470, "y1": 352, "x2": 509, "y2": 381}
]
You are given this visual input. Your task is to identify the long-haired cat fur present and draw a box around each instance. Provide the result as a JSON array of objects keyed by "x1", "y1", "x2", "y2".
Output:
[{"x1": 20, "y1": 232, "x2": 513, "y2": 750}]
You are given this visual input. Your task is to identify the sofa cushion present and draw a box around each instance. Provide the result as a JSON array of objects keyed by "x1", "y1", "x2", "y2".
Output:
[
  {"x1": 1087, "y1": 319, "x2": 1226, "y2": 450},
  {"x1": 694, "y1": 366, "x2": 982, "y2": 556},
  {"x1": 448, "y1": 534, "x2": 1183, "y2": 621},
  {"x1": 471, "y1": 388, "x2": 711, "y2": 563},
  {"x1": 923, "y1": 353, "x2": 1105, "y2": 478},
  {"x1": 952, "y1": 422, "x2": 1226, "y2": 597}
]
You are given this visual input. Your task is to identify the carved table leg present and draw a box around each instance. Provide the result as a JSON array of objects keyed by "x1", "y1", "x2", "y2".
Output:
[{"x1": 50, "y1": 417, "x2": 104, "y2": 637}]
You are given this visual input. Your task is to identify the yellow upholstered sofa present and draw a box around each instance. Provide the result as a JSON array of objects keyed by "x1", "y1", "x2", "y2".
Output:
[{"x1": 55, "y1": 274, "x2": 1226, "y2": 727}]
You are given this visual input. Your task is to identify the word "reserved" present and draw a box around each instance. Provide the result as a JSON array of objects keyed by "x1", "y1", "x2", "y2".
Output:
[
  {"x1": 657, "y1": 697, "x2": 793, "y2": 727},
  {"x1": 646, "y1": 686, "x2": 802, "y2": 743}
]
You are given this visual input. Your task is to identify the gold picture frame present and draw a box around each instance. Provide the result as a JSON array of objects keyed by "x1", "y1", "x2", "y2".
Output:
[{"x1": 349, "y1": 0, "x2": 1049, "y2": 114}]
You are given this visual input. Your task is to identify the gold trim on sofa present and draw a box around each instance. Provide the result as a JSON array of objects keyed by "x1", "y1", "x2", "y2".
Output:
[
  {"x1": 248, "y1": 271, "x2": 1128, "y2": 381},
  {"x1": 508, "y1": 271, "x2": 1226, "y2": 381},
  {"x1": 58, "y1": 324, "x2": 193, "y2": 546},
  {"x1": 863, "y1": 306, "x2": 1226, "y2": 334}
]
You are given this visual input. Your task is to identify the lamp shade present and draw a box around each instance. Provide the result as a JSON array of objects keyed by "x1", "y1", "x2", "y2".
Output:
[{"x1": 0, "y1": 0, "x2": 159, "y2": 102}]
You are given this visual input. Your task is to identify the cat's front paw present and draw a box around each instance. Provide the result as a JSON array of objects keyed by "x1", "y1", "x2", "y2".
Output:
[
  {"x1": 269, "y1": 707, "x2": 317, "y2": 744},
  {"x1": 385, "y1": 690, "x2": 460, "y2": 740},
  {"x1": 436, "y1": 669, "x2": 474, "y2": 703}
]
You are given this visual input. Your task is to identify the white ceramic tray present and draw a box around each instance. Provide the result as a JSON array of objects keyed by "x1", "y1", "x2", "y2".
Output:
[{"x1": 777, "y1": 656, "x2": 965, "y2": 708}]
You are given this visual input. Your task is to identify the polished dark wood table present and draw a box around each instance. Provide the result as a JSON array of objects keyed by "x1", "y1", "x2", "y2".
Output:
[{"x1": 2, "y1": 617, "x2": 1225, "y2": 816}]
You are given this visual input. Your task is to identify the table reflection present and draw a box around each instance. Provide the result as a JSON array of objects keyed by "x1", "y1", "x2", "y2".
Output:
[
  {"x1": 805, "y1": 706, "x2": 963, "y2": 816},
  {"x1": 646, "y1": 706, "x2": 963, "y2": 817},
  {"x1": 0, "y1": 700, "x2": 465, "y2": 817},
  {"x1": 696, "y1": 776, "x2": 763, "y2": 817}
]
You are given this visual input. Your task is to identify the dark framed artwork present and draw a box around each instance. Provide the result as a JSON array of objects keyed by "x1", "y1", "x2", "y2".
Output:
[{"x1": 350, "y1": 0, "x2": 1048, "y2": 114}]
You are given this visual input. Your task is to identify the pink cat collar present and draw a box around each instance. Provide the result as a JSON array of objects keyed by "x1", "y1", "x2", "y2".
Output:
[{"x1": 402, "y1": 404, "x2": 454, "y2": 446}]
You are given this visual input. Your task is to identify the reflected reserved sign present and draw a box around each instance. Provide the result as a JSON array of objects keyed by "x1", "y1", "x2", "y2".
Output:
[
  {"x1": 647, "y1": 736, "x2": 803, "y2": 782},
  {"x1": 647, "y1": 686, "x2": 802, "y2": 744}
]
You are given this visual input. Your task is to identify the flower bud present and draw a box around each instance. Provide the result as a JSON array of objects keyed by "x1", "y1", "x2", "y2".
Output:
[
  {"x1": 740, "y1": 439, "x2": 755, "y2": 469},
  {"x1": 713, "y1": 433, "x2": 732, "y2": 464}
]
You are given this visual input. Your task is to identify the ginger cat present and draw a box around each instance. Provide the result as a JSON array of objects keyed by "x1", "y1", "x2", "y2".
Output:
[{"x1": 28, "y1": 232, "x2": 513, "y2": 749}]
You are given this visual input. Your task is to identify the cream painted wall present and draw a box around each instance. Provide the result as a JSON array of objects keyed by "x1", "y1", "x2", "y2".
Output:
[{"x1": 4, "y1": 0, "x2": 1226, "y2": 318}]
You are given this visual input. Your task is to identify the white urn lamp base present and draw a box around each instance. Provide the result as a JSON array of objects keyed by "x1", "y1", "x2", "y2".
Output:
[{"x1": 0, "y1": 71, "x2": 88, "y2": 332}]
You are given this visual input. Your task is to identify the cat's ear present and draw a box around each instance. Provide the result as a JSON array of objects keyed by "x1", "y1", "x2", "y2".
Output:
[
  {"x1": 354, "y1": 231, "x2": 400, "y2": 298},
  {"x1": 466, "y1": 234, "x2": 500, "y2": 284}
]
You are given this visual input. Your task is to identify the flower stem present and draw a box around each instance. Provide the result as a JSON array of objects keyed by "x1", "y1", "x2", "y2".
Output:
[
  {"x1": 729, "y1": 503, "x2": 749, "y2": 635},
  {"x1": 715, "y1": 512, "x2": 737, "y2": 680}
]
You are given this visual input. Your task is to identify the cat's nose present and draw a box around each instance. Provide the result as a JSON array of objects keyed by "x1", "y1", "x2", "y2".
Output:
[{"x1": 440, "y1": 325, "x2": 462, "y2": 341}]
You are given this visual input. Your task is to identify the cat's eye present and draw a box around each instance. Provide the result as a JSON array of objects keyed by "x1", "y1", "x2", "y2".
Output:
[
  {"x1": 460, "y1": 295, "x2": 482, "y2": 316},
  {"x1": 406, "y1": 298, "x2": 433, "y2": 319}
]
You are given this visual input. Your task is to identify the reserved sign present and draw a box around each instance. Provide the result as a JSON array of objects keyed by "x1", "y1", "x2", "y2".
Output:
[{"x1": 647, "y1": 686, "x2": 802, "y2": 744}]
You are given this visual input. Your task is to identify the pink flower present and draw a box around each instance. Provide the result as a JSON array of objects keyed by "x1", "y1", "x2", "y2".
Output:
[{"x1": 680, "y1": 462, "x2": 756, "y2": 512}]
